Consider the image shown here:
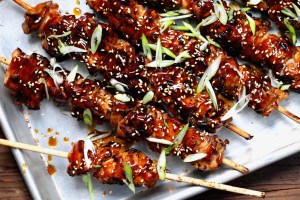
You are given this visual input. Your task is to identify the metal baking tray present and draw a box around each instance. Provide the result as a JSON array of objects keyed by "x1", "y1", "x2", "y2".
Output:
[{"x1": 0, "y1": 0, "x2": 300, "y2": 199}]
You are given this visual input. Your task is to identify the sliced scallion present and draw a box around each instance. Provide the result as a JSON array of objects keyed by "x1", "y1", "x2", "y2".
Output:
[
  {"x1": 197, "y1": 56, "x2": 221, "y2": 93},
  {"x1": 205, "y1": 81, "x2": 218, "y2": 111},
  {"x1": 282, "y1": 7, "x2": 298, "y2": 19},
  {"x1": 228, "y1": 6, "x2": 235, "y2": 21},
  {"x1": 174, "y1": 50, "x2": 191, "y2": 63},
  {"x1": 248, "y1": 0, "x2": 262, "y2": 5},
  {"x1": 83, "y1": 109, "x2": 93, "y2": 126},
  {"x1": 38, "y1": 78, "x2": 49, "y2": 100},
  {"x1": 58, "y1": 39, "x2": 87, "y2": 55},
  {"x1": 182, "y1": 22, "x2": 208, "y2": 43},
  {"x1": 214, "y1": 0, "x2": 228, "y2": 25},
  {"x1": 156, "y1": 38, "x2": 163, "y2": 68},
  {"x1": 207, "y1": 36, "x2": 221, "y2": 48},
  {"x1": 146, "y1": 60, "x2": 175, "y2": 68},
  {"x1": 197, "y1": 14, "x2": 218, "y2": 28},
  {"x1": 83, "y1": 137, "x2": 95, "y2": 169},
  {"x1": 157, "y1": 149, "x2": 167, "y2": 180},
  {"x1": 160, "y1": 20, "x2": 174, "y2": 33},
  {"x1": 91, "y1": 25, "x2": 102, "y2": 54},
  {"x1": 245, "y1": 13, "x2": 256, "y2": 35},
  {"x1": 114, "y1": 94, "x2": 131, "y2": 102},
  {"x1": 284, "y1": 18, "x2": 297, "y2": 44},
  {"x1": 146, "y1": 138, "x2": 173, "y2": 145},
  {"x1": 66, "y1": 65, "x2": 78, "y2": 84},
  {"x1": 82, "y1": 174, "x2": 94, "y2": 200},
  {"x1": 48, "y1": 31, "x2": 72, "y2": 39},
  {"x1": 142, "y1": 91, "x2": 154, "y2": 104},
  {"x1": 165, "y1": 123, "x2": 189, "y2": 154},
  {"x1": 88, "y1": 131, "x2": 112, "y2": 142},
  {"x1": 123, "y1": 163, "x2": 135, "y2": 193},
  {"x1": 141, "y1": 34, "x2": 152, "y2": 59},
  {"x1": 159, "y1": 9, "x2": 190, "y2": 17},
  {"x1": 292, "y1": 3, "x2": 300, "y2": 19},
  {"x1": 221, "y1": 88, "x2": 251, "y2": 121},
  {"x1": 160, "y1": 14, "x2": 193, "y2": 22},
  {"x1": 183, "y1": 153, "x2": 207, "y2": 163}
]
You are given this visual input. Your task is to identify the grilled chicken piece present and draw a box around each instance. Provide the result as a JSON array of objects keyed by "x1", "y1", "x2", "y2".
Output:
[
  {"x1": 118, "y1": 105, "x2": 228, "y2": 171},
  {"x1": 67, "y1": 140, "x2": 159, "y2": 188}
]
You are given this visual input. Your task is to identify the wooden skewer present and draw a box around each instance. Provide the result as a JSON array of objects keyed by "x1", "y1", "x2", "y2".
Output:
[
  {"x1": 0, "y1": 138, "x2": 265, "y2": 198},
  {"x1": 13, "y1": 0, "x2": 32, "y2": 11},
  {"x1": 277, "y1": 106, "x2": 300, "y2": 124},
  {"x1": 226, "y1": 124, "x2": 253, "y2": 140}
]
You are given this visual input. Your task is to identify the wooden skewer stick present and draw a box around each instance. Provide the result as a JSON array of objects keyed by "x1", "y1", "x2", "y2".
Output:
[
  {"x1": 226, "y1": 124, "x2": 253, "y2": 140},
  {"x1": 277, "y1": 106, "x2": 300, "y2": 124},
  {"x1": 0, "y1": 138, "x2": 265, "y2": 198},
  {"x1": 13, "y1": 0, "x2": 32, "y2": 11}
]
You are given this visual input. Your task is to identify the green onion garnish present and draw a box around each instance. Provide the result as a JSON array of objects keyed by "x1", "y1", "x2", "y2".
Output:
[
  {"x1": 82, "y1": 174, "x2": 94, "y2": 200},
  {"x1": 245, "y1": 13, "x2": 256, "y2": 35},
  {"x1": 160, "y1": 14, "x2": 193, "y2": 22},
  {"x1": 146, "y1": 60, "x2": 175, "y2": 68},
  {"x1": 282, "y1": 8, "x2": 298, "y2": 19},
  {"x1": 221, "y1": 87, "x2": 251, "y2": 121},
  {"x1": 157, "y1": 149, "x2": 167, "y2": 180},
  {"x1": 141, "y1": 34, "x2": 152, "y2": 59},
  {"x1": 58, "y1": 39, "x2": 87, "y2": 55},
  {"x1": 165, "y1": 123, "x2": 189, "y2": 154},
  {"x1": 38, "y1": 78, "x2": 49, "y2": 100},
  {"x1": 170, "y1": 25, "x2": 190, "y2": 31},
  {"x1": 248, "y1": 0, "x2": 262, "y2": 5},
  {"x1": 114, "y1": 94, "x2": 131, "y2": 102},
  {"x1": 160, "y1": 20, "x2": 174, "y2": 33},
  {"x1": 110, "y1": 78, "x2": 128, "y2": 92},
  {"x1": 207, "y1": 36, "x2": 221, "y2": 48},
  {"x1": 205, "y1": 81, "x2": 218, "y2": 111},
  {"x1": 48, "y1": 31, "x2": 72, "y2": 39},
  {"x1": 164, "y1": 120, "x2": 169, "y2": 129},
  {"x1": 159, "y1": 9, "x2": 190, "y2": 17},
  {"x1": 83, "y1": 109, "x2": 93, "y2": 126},
  {"x1": 214, "y1": 0, "x2": 228, "y2": 25},
  {"x1": 146, "y1": 138, "x2": 173, "y2": 145},
  {"x1": 228, "y1": 6, "x2": 235, "y2": 21},
  {"x1": 182, "y1": 22, "x2": 208, "y2": 43},
  {"x1": 123, "y1": 163, "x2": 135, "y2": 193},
  {"x1": 197, "y1": 56, "x2": 221, "y2": 93},
  {"x1": 292, "y1": 3, "x2": 300, "y2": 19},
  {"x1": 284, "y1": 18, "x2": 297, "y2": 44},
  {"x1": 183, "y1": 153, "x2": 207, "y2": 162},
  {"x1": 91, "y1": 25, "x2": 102, "y2": 54},
  {"x1": 197, "y1": 14, "x2": 218, "y2": 28},
  {"x1": 83, "y1": 137, "x2": 95, "y2": 169},
  {"x1": 66, "y1": 65, "x2": 78, "y2": 83},
  {"x1": 174, "y1": 50, "x2": 191, "y2": 63},
  {"x1": 142, "y1": 91, "x2": 154, "y2": 104},
  {"x1": 148, "y1": 44, "x2": 176, "y2": 59},
  {"x1": 156, "y1": 38, "x2": 163, "y2": 67}
]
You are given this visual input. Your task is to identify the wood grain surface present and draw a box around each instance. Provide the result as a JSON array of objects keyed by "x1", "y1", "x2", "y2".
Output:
[{"x1": 1, "y1": 127, "x2": 300, "y2": 200}]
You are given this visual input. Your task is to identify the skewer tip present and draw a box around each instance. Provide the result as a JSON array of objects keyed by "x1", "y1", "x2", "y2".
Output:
[
  {"x1": 277, "y1": 106, "x2": 300, "y2": 124},
  {"x1": 13, "y1": 0, "x2": 33, "y2": 11}
]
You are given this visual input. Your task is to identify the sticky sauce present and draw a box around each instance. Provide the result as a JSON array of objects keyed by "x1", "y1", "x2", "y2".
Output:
[
  {"x1": 73, "y1": 7, "x2": 82, "y2": 17},
  {"x1": 63, "y1": 137, "x2": 69, "y2": 143},
  {"x1": 47, "y1": 164, "x2": 56, "y2": 175},
  {"x1": 47, "y1": 128, "x2": 53, "y2": 134},
  {"x1": 48, "y1": 136, "x2": 58, "y2": 147},
  {"x1": 48, "y1": 155, "x2": 53, "y2": 162},
  {"x1": 75, "y1": 0, "x2": 80, "y2": 5},
  {"x1": 34, "y1": 129, "x2": 39, "y2": 134},
  {"x1": 55, "y1": 131, "x2": 60, "y2": 136}
]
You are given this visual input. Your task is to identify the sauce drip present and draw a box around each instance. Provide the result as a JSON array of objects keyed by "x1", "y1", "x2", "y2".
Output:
[
  {"x1": 48, "y1": 155, "x2": 53, "y2": 162},
  {"x1": 73, "y1": 7, "x2": 82, "y2": 17},
  {"x1": 48, "y1": 136, "x2": 58, "y2": 147},
  {"x1": 63, "y1": 137, "x2": 69, "y2": 143},
  {"x1": 34, "y1": 129, "x2": 39, "y2": 134},
  {"x1": 47, "y1": 164, "x2": 56, "y2": 175},
  {"x1": 47, "y1": 128, "x2": 53, "y2": 133},
  {"x1": 75, "y1": 0, "x2": 80, "y2": 5}
]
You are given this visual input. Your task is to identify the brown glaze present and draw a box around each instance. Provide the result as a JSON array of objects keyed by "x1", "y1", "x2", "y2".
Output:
[
  {"x1": 5, "y1": 49, "x2": 227, "y2": 171},
  {"x1": 67, "y1": 140, "x2": 159, "y2": 188},
  {"x1": 87, "y1": 0, "x2": 288, "y2": 116}
]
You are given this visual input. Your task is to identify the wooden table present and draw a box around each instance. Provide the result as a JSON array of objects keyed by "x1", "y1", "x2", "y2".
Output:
[{"x1": 1, "y1": 128, "x2": 300, "y2": 200}]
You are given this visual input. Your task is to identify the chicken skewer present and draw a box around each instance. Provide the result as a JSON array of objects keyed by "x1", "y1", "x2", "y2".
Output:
[
  {"x1": 0, "y1": 48, "x2": 247, "y2": 173},
  {"x1": 129, "y1": 0, "x2": 300, "y2": 93},
  {"x1": 86, "y1": 0, "x2": 300, "y2": 123},
  {"x1": 236, "y1": 0, "x2": 300, "y2": 33},
  {"x1": 0, "y1": 138, "x2": 265, "y2": 197},
  {"x1": 12, "y1": 0, "x2": 255, "y2": 138}
]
